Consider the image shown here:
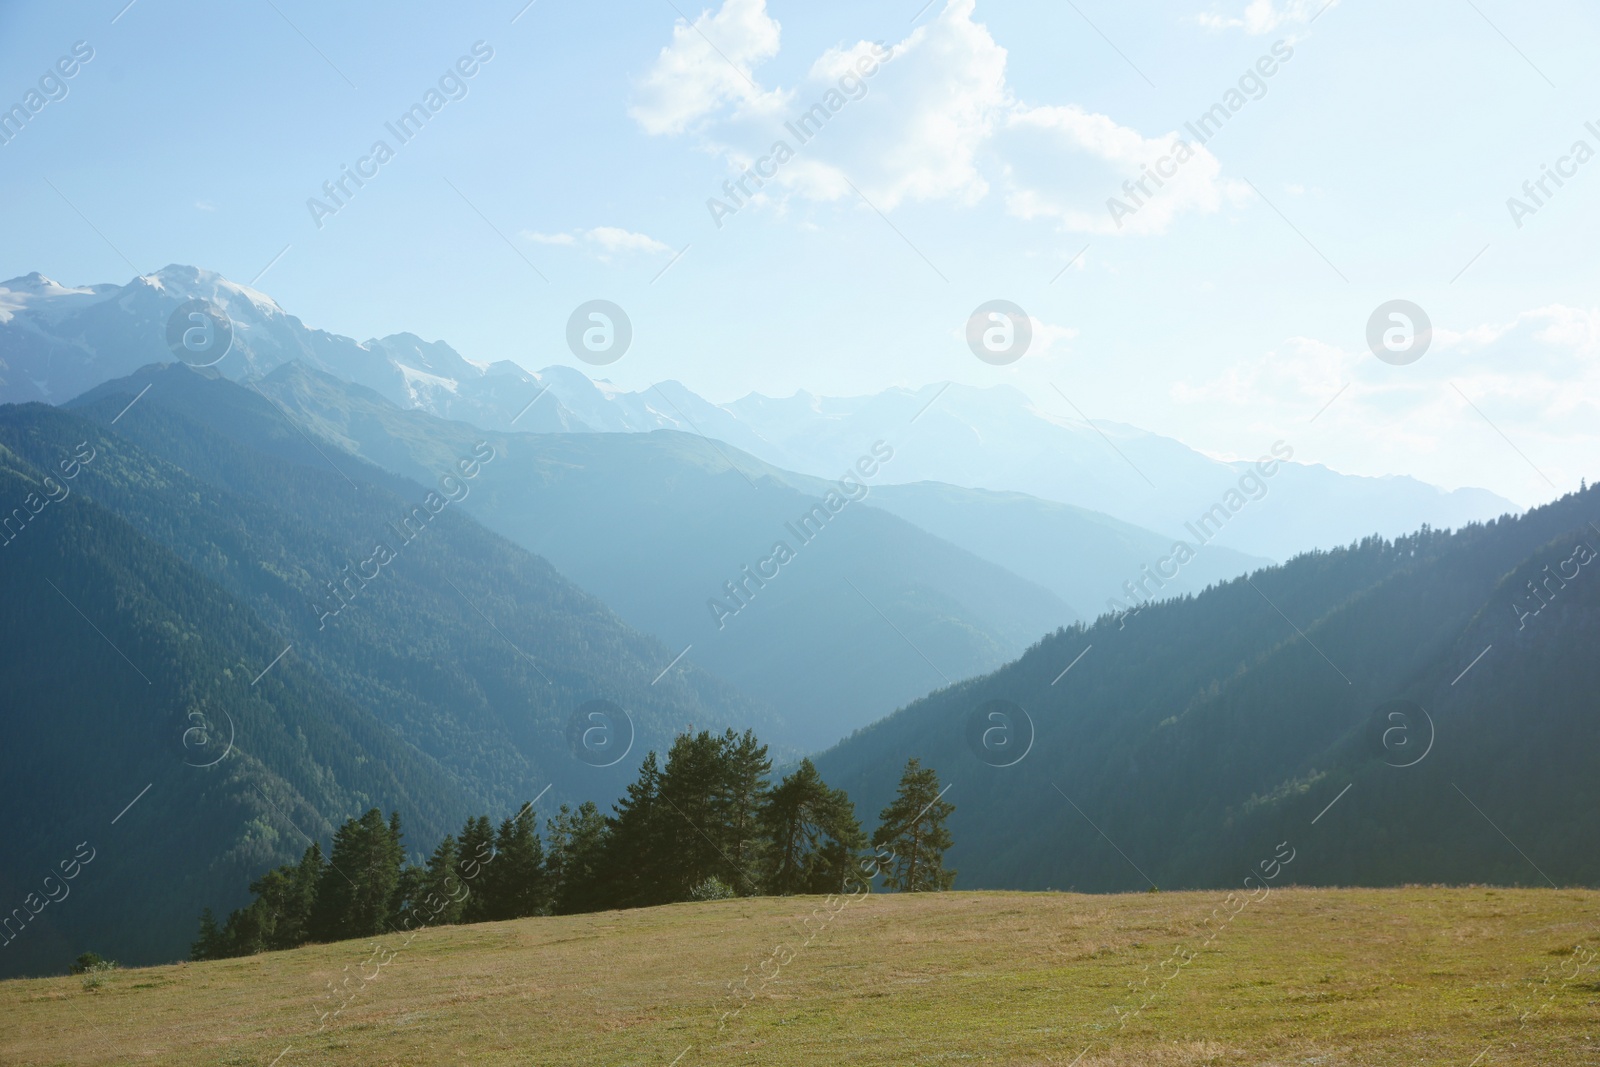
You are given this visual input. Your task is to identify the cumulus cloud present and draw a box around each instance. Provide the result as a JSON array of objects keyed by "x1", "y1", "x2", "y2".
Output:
[
  {"x1": 1195, "y1": 0, "x2": 1337, "y2": 34},
  {"x1": 628, "y1": 0, "x2": 786, "y2": 136},
  {"x1": 998, "y1": 105, "x2": 1250, "y2": 235},
  {"x1": 632, "y1": 0, "x2": 1239, "y2": 234}
]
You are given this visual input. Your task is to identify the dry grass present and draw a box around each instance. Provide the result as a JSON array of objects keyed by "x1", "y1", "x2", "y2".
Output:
[{"x1": 3, "y1": 887, "x2": 1598, "y2": 1066}]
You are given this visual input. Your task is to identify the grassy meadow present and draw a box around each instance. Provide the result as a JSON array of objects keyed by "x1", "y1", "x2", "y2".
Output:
[{"x1": 2, "y1": 887, "x2": 1597, "y2": 1066}]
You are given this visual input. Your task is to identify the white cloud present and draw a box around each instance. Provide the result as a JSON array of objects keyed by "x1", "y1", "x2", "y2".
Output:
[
  {"x1": 586, "y1": 227, "x2": 671, "y2": 255},
  {"x1": 1170, "y1": 305, "x2": 1600, "y2": 502},
  {"x1": 1029, "y1": 318, "x2": 1078, "y2": 358},
  {"x1": 1196, "y1": 0, "x2": 1337, "y2": 34},
  {"x1": 998, "y1": 105, "x2": 1249, "y2": 235},
  {"x1": 628, "y1": 0, "x2": 786, "y2": 136},
  {"x1": 633, "y1": 0, "x2": 1239, "y2": 235},
  {"x1": 520, "y1": 227, "x2": 671, "y2": 259}
]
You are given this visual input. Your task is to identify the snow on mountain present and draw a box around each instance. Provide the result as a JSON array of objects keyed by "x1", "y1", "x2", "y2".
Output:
[{"x1": 0, "y1": 265, "x2": 1519, "y2": 560}]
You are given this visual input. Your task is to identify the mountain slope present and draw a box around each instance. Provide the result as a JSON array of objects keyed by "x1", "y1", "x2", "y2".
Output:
[
  {"x1": 58, "y1": 366, "x2": 783, "y2": 783},
  {"x1": 0, "y1": 417, "x2": 477, "y2": 978},
  {"x1": 864, "y1": 481, "x2": 1270, "y2": 615},
  {"x1": 815, "y1": 484, "x2": 1600, "y2": 891},
  {"x1": 0, "y1": 372, "x2": 806, "y2": 975},
  {"x1": 240, "y1": 362, "x2": 1076, "y2": 750}
]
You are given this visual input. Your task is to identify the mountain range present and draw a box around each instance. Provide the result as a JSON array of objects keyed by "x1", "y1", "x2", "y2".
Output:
[
  {"x1": 0, "y1": 266, "x2": 1517, "y2": 562},
  {"x1": 0, "y1": 264, "x2": 1586, "y2": 982}
]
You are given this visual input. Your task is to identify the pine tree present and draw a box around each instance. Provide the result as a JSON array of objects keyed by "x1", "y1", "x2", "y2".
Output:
[
  {"x1": 275, "y1": 843, "x2": 324, "y2": 948},
  {"x1": 190, "y1": 908, "x2": 228, "y2": 961},
  {"x1": 723, "y1": 729, "x2": 772, "y2": 894},
  {"x1": 592, "y1": 751, "x2": 665, "y2": 909},
  {"x1": 310, "y1": 809, "x2": 404, "y2": 940},
  {"x1": 761, "y1": 758, "x2": 866, "y2": 895},
  {"x1": 871, "y1": 759, "x2": 955, "y2": 892},
  {"x1": 545, "y1": 802, "x2": 606, "y2": 914},
  {"x1": 410, "y1": 834, "x2": 466, "y2": 927},
  {"x1": 655, "y1": 732, "x2": 731, "y2": 899},
  {"x1": 456, "y1": 815, "x2": 496, "y2": 923},
  {"x1": 482, "y1": 804, "x2": 548, "y2": 920}
]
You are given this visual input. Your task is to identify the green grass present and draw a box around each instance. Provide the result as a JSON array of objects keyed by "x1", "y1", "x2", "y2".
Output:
[{"x1": 3, "y1": 887, "x2": 1597, "y2": 1065}]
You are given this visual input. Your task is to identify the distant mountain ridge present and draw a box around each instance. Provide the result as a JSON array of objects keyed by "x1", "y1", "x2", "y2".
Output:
[{"x1": 0, "y1": 266, "x2": 1516, "y2": 562}]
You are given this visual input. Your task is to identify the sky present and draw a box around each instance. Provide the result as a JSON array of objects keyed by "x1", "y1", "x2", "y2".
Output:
[{"x1": 2, "y1": 0, "x2": 1597, "y2": 509}]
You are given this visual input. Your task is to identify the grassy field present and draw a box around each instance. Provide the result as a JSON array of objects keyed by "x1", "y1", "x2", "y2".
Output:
[{"x1": 3, "y1": 887, "x2": 1597, "y2": 1066}]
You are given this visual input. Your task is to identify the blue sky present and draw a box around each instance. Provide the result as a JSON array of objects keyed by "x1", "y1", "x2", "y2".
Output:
[{"x1": 2, "y1": 0, "x2": 1597, "y2": 508}]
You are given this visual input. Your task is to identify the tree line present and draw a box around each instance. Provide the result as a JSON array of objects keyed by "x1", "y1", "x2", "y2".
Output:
[{"x1": 192, "y1": 730, "x2": 954, "y2": 960}]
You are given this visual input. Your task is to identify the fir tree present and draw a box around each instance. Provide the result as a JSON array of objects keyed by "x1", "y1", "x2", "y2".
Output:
[
  {"x1": 310, "y1": 809, "x2": 404, "y2": 940},
  {"x1": 545, "y1": 802, "x2": 606, "y2": 915},
  {"x1": 190, "y1": 908, "x2": 228, "y2": 961},
  {"x1": 593, "y1": 751, "x2": 665, "y2": 909},
  {"x1": 871, "y1": 759, "x2": 955, "y2": 892},
  {"x1": 482, "y1": 803, "x2": 548, "y2": 920},
  {"x1": 761, "y1": 758, "x2": 865, "y2": 895},
  {"x1": 410, "y1": 834, "x2": 466, "y2": 927},
  {"x1": 723, "y1": 729, "x2": 773, "y2": 894},
  {"x1": 456, "y1": 815, "x2": 496, "y2": 923}
]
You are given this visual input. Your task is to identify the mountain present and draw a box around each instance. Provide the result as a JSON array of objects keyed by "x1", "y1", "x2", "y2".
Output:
[
  {"x1": 545, "y1": 378, "x2": 1519, "y2": 563},
  {"x1": 814, "y1": 482, "x2": 1600, "y2": 891},
  {"x1": 863, "y1": 481, "x2": 1268, "y2": 616},
  {"x1": 0, "y1": 266, "x2": 572, "y2": 433},
  {"x1": 241, "y1": 362, "x2": 1078, "y2": 750},
  {"x1": 0, "y1": 371, "x2": 783, "y2": 976},
  {"x1": 0, "y1": 268, "x2": 1515, "y2": 564},
  {"x1": 0, "y1": 406, "x2": 475, "y2": 978}
]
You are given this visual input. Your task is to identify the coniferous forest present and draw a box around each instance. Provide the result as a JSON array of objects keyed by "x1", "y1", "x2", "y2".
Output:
[{"x1": 190, "y1": 732, "x2": 955, "y2": 961}]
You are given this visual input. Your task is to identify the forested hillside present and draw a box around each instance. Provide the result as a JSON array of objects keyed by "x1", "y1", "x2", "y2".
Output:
[
  {"x1": 817, "y1": 484, "x2": 1600, "y2": 891},
  {"x1": 240, "y1": 362, "x2": 1080, "y2": 748},
  {"x1": 0, "y1": 385, "x2": 782, "y2": 976},
  {"x1": 0, "y1": 430, "x2": 472, "y2": 977}
]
